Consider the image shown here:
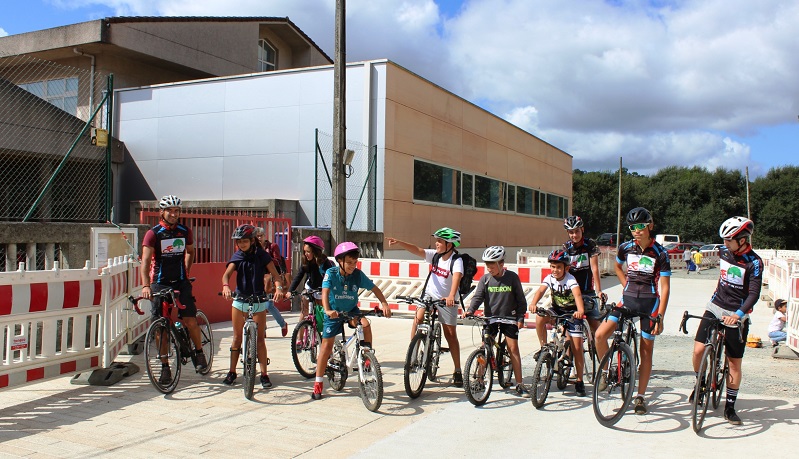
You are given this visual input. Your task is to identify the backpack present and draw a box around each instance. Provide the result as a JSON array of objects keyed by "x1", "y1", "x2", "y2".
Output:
[{"x1": 423, "y1": 251, "x2": 479, "y2": 300}]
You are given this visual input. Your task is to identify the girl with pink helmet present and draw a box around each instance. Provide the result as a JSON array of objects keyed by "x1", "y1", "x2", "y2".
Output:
[{"x1": 288, "y1": 235, "x2": 335, "y2": 317}]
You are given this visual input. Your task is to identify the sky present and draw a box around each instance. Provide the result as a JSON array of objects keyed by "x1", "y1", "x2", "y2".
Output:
[{"x1": 2, "y1": 0, "x2": 798, "y2": 177}]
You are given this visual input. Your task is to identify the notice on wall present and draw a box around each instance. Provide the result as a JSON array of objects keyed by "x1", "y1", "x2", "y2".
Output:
[{"x1": 91, "y1": 226, "x2": 139, "y2": 269}]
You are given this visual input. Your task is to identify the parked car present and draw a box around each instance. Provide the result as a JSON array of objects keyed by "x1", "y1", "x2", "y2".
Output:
[
  {"x1": 596, "y1": 232, "x2": 619, "y2": 246},
  {"x1": 663, "y1": 242, "x2": 702, "y2": 254},
  {"x1": 699, "y1": 243, "x2": 724, "y2": 254}
]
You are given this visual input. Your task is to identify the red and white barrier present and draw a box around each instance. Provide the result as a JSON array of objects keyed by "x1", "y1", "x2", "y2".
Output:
[{"x1": 0, "y1": 257, "x2": 146, "y2": 390}]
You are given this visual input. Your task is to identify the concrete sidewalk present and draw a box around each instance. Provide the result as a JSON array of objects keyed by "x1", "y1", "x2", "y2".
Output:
[{"x1": 1, "y1": 274, "x2": 795, "y2": 458}]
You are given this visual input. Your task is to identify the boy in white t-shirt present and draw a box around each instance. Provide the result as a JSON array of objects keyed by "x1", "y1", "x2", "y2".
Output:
[
  {"x1": 529, "y1": 249, "x2": 587, "y2": 395},
  {"x1": 768, "y1": 299, "x2": 788, "y2": 346},
  {"x1": 387, "y1": 227, "x2": 464, "y2": 386}
]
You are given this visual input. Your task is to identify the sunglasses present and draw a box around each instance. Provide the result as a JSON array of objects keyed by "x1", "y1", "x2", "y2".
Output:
[{"x1": 629, "y1": 223, "x2": 648, "y2": 232}]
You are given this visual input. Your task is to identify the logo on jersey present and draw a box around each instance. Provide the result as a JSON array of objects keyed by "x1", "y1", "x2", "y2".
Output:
[
  {"x1": 719, "y1": 259, "x2": 745, "y2": 286},
  {"x1": 487, "y1": 285, "x2": 513, "y2": 293},
  {"x1": 161, "y1": 238, "x2": 186, "y2": 254},
  {"x1": 431, "y1": 265, "x2": 450, "y2": 278},
  {"x1": 627, "y1": 255, "x2": 655, "y2": 273},
  {"x1": 570, "y1": 253, "x2": 589, "y2": 269}
]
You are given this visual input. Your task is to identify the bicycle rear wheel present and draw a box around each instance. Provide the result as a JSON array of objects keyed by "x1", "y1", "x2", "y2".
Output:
[
  {"x1": 497, "y1": 341, "x2": 514, "y2": 389},
  {"x1": 427, "y1": 323, "x2": 442, "y2": 382},
  {"x1": 327, "y1": 339, "x2": 348, "y2": 391},
  {"x1": 195, "y1": 310, "x2": 214, "y2": 375},
  {"x1": 243, "y1": 321, "x2": 257, "y2": 400},
  {"x1": 464, "y1": 348, "x2": 493, "y2": 406},
  {"x1": 144, "y1": 318, "x2": 181, "y2": 394},
  {"x1": 531, "y1": 349, "x2": 554, "y2": 408},
  {"x1": 404, "y1": 333, "x2": 428, "y2": 399},
  {"x1": 359, "y1": 349, "x2": 383, "y2": 412},
  {"x1": 692, "y1": 345, "x2": 714, "y2": 433},
  {"x1": 711, "y1": 344, "x2": 727, "y2": 409},
  {"x1": 593, "y1": 342, "x2": 636, "y2": 427},
  {"x1": 291, "y1": 319, "x2": 320, "y2": 379}
]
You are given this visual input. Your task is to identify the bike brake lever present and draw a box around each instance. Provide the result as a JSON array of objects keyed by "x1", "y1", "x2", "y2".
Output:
[{"x1": 128, "y1": 296, "x2": 144, "y2": 315}]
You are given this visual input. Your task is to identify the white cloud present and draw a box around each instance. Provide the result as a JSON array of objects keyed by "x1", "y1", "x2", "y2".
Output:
[
  {"x1": 0, "y1": 27, "x2": 8, "y2": 37},
  {"x1": 54, "y1": 0, "x2": 799, "y2": 174}
]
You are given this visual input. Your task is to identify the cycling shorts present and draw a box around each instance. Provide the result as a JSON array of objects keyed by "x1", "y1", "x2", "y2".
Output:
[
  {"x1": 582, "y1": 295, "x2": 602, "y2": 321},
  {"x1": 551, "y1": 307, "x2": 585, "y2": 339},
  {"x1": 694, "y1": 308, "x2": 750, "y2": 359},
  {"x1": 609, "y1": 295, "x2": 659, "y2": 341},
  {"x1": 150, "y1": 281, "x2": 197, "y2": 319},
  {"x1": 488, "y1": 322, "x2": 520, "y2": 340},
  {"x1": 232, "y1": 299, "x2": 269, "y2": 314}
]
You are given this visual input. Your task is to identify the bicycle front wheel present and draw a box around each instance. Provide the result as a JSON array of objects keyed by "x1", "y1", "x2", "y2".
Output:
[
  {"x1": 531, "y1": 349, "x2": 554, "y2": 408},
  {"x1": 196, "y1": 310, "x2": 214, "y2": 375},
  {"x1": 593, "y1": 342, "x2": 636, "y2": 427},
  {"x1": 711, "y1": 344, "x2": 727, "y2": 409},
  {"x1": 243, "y1": 321, "x2": 257, "y2": 400},
  {"x1": 464, "y1": 348, "x2": 493, "y2": 406},
  {"x1": 144, "y1": 318, "x2": 181, "y2": 394},
  {"x1": 496, "y1": 341, "x2": 514, "y2": 389},
  {"x1": 291, "y1": 319, "x2": 320, "y2": 379},
  {"x1": 582, "y1": 333, "x2": 597, "y2": 385},
  {"x1": 359, "y1": 349, "x2": 383, "y2": 412},
  {"x1": 692, "y1": 344, "x2": 714, "y2": 433},
  {"x1": 404, "y1": 333, "x2": 428, "y2": 399},
  {"x1": 556, "y1": 341, "x2": 572, "y2": 390}
]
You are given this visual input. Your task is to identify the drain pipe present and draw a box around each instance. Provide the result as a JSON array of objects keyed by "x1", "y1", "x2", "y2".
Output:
[{"x1": 73, "y1": 47, "x2": 95, "y2": 125}]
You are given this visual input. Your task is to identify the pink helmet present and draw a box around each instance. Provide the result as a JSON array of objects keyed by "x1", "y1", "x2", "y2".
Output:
[
  {"x1": 334, "y1": 241, "x2": 360, "y2": 259},
  {"x1": 303, "y1": 235, "x2": 325, "y2": 251}
]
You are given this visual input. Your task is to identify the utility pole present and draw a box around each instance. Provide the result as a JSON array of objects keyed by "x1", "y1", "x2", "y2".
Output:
[
  {"x1": 616, "y1": 157, "x2": 623, "y2": 248},
  {"x1": 331, "y1": 0, "x2": 347, "y2": 246}
]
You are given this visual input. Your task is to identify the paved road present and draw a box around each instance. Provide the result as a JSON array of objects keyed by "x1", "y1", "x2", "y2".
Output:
[{"x1": 1, "y1": 273, "x2": 797, "y2": 458}]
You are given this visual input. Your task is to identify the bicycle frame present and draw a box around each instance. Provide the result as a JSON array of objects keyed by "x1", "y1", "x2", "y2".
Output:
[
  {"x1": 335, "y1": 311, "x2": 380, "y2": 383},
  {"x1": 399, "y1": 296, "x2": 445, "y2": 367}
]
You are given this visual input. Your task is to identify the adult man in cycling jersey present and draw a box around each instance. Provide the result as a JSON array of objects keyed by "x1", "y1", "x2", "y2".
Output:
[
  {"x1": 140, "y1": 195, "x2": 208, "y2": 377},
  {"x1": 691, "y1": 217, "x2": 762, "y2": 425}
]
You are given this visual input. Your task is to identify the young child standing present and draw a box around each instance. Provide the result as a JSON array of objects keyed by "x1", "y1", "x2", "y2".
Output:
[
  {"x1": 221, "y1": 224, "x2": 285, "y2": 388},
  {"x1": 529, "y1": 249, "x2": 587, "y2": 395},
  {"x1": 312, "y1": 242, "x2": 392, "y2": 400}
]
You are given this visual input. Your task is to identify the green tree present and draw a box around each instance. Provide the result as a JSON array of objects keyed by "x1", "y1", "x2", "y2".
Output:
[{"x1": 750, "y1": 166, "x2": 799, "y2": 249}]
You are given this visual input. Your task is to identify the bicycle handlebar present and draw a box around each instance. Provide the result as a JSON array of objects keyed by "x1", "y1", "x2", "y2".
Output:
[
  {"x1": 535, "y1": 307, "x2": 584, "y2": 320},
  {"x1": 219, "y1": 292, "x2": 274, "y2": 303},
  {"x1": 338, "y1": 307, "x2": 384, "y2": 320},
  {"x1": 128, "y1": 288, "x2": 187, "y2": 316},
  {"x1": 395, "y1": 295, "x2": 446, "y2": 307},
  {"x1": 289, "y1": 289, "x2": 322, "y2": 300},
  {"x1": 679, "y1": 310, "x2": 745, "y2": 343}
]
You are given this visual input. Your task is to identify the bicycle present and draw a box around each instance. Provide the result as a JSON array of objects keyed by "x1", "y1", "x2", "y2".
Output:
[
  {"x1": 396, "y1": 295, "x2": 448, "y2": 399},
  {"x1": 225, "y1": 292, "x2": 272, "y2": 400},
  {"x1": 128, "y1": 280, "x2": 214, "y2": 394},
  {"x1": 592, "y1": 304, "x2": 656, "y2": 427},
  {"x1": 289, "y1": 289, "x2": 323, "y2": 378},
  {"x1": 679, "y1": 310, "x2": 745, "y2": 433},
  {"x1": 531, "y1": 308, "x2": 583, "y2": 408},
  {"x1": 325, "y1": 308, "x2": 385, "y2": 412},
  {"x1": 462, "y1": 315, "x2": 516, "y2": 406}
]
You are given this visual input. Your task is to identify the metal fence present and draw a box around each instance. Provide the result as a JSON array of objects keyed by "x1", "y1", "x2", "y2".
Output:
[
  {"x1": 314, "y1": 129, "x2": 377, "y2": 231},
  {"x1": 0, "y1": 54, "x2": 112, "y2": 222}
]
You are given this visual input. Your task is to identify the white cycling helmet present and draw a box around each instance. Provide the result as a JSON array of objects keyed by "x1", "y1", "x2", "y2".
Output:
[
  {"x1": 482, "y1": 246, "x2": 505, "y2": 262},
  {"x1": 159, "y1": 195, "x2": 182, "y2": 209},
  {"x1": 719, "y1": 216, "x2": 754, "y2": 240}
]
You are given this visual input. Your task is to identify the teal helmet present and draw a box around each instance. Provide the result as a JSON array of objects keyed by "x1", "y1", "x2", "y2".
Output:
[{"x1": 432, "y1": 227, "x2": 461, "y2": 247}]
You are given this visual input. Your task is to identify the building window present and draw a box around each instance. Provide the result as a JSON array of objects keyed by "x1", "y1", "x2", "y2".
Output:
[
  {"x1": 474, "y1": 175, "x2": 505, "y2": 211},
  {"x1": 506, "y1": 185, "x2": 516, "y2": 213},
  {"x1": 413, "y1": 160, "x2": 461, "y2": 205},
  {"x1": 258, "y1": 39, "x2": 277, "y2": 71},
  {"x1": 19, "y1": 77, "x2": 78, "y2": 115},
  {"x1": 462, "y1": 174, "x2": 473, "y2": 206},
  {"x1": 517, "y1": 187, "x2": 533, "y2": 215}
]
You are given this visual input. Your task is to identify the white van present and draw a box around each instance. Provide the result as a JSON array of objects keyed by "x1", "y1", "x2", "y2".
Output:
[{"x1": 655, "y1": 234, "x2": 680, "y2": 245}]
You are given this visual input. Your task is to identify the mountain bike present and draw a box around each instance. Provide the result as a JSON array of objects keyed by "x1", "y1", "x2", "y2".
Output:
[
  {"x1": 396, "y1": 295, "x2": 448, "y2": 399},
  {"x1": 679, "y1": 310, "x2": 745, "y2": 433},
  {"x1": 325, "y1": 308, "x2": 385, "y2": 412},
  {"x1": 226, "y1": 292, "x2": 271, "y2": 400},
  {"x1": 531, "y1": 308, "x2": 582, "y2": 408},
  {"x1": 129, "y1": 281, "x2": 214, "y2": 394},
  {"x1": 289, "y1": 289, "x2": 323, "y2": 378},
  {"x1": 592, "y1": 304, "x2": 655, "y2": 427},
  {"x1": 462, "y1": 315, "x2": 516, "y2": 406}
]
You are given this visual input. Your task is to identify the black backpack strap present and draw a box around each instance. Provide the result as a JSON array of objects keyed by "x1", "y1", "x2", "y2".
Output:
[{"x1": 449, "y1": 250, "x2": 461, "y2": 304}]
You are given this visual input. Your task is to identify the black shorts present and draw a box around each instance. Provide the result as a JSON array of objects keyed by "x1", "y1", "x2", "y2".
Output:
[
  {"x1": 151, "y1": 280, "x2": 197, "y2": 319},
  {"x1": 694, "y1": 310, "x2": 749, "y2": 359},
  {"x1": 611, "y1": 296, "x2": 659, "y2": 340},
  {"x1": 488, "y1": 322, "x2": 519, "y2": 340}
]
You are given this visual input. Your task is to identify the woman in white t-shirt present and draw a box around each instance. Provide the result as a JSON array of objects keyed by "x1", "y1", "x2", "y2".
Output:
[
  {"x1": 387, "y1": 227, "x2": 465, "y2": 387},
  {"x1": 768, "y1": 299, "x2": 788, "y2": 346}
]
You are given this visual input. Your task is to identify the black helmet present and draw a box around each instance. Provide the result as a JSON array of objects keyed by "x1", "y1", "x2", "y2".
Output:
[
  {"x1": 563, "y1": 216, "x2": 584, "y2": 230},
  {"x1": 231, "y1": 224, "x2": 256, "y2": 240},
  {"x1": 626, "y1": 207, "x2": 653, "y2": 225}
]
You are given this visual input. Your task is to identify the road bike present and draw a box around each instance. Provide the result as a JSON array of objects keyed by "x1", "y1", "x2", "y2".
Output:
[
  {"x1": 396, "y1": 295, "x2": 448, "y2": 399},
  {"x1": 679, "y1": 310, "x2": 745, "y2": 433},
  {"x1": 325, "y1": 308, "x2": 385, "y2": 412},
  {"x1": 289, "y1": 289, "x2": 323, "y2": 378},
  {"x1": 531, "y1": 308, "x2": 584, "y2": 408},
  {"x1": 592, "y1": 304, "x2": 655, "y2": 427},
  {"x1": 226, "y1": 292, "x2": 271, "y2": 400},
  {"x1": 462, "y1": 315, "x2": 516, "y2": 406},
  {"x1": 129, "y1": 281, "x2": 214, "y2": 394}
]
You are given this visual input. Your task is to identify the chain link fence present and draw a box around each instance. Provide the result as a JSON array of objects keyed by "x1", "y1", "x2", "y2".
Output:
[
  {"x1": 314, "y1": 129, "x2": 377, "y2": 231},
  {"x1": 0, "y1": 54, "x2": 111, "y2": 222}
]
